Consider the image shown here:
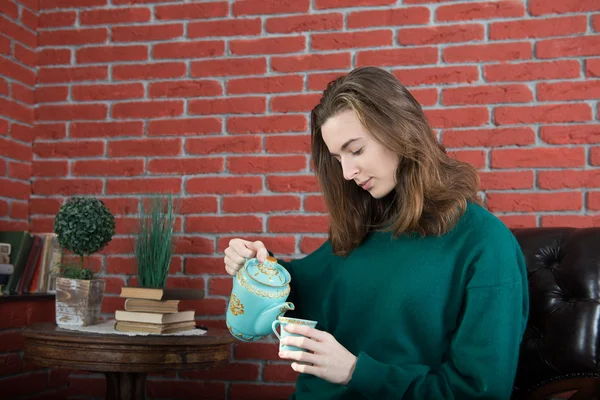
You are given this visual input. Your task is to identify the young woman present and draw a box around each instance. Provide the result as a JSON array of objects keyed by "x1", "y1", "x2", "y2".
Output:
[{"x1": 224, "y1": 66, "x2": 529, "y2": 400}]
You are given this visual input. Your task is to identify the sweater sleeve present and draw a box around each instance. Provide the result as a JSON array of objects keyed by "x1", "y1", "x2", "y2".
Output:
[{"x1": 346, "y1": 233, "x2": 529, "y2": 400}]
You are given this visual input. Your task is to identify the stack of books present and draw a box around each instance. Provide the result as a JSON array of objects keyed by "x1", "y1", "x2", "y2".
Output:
[{"x1": 115, "y1": 287, "x2": 204, "y2": 334}]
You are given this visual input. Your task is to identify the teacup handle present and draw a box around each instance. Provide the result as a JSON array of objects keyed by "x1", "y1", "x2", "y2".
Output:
[{"x1": 271, "y1": 320, "x2": 282, "y2": 339}]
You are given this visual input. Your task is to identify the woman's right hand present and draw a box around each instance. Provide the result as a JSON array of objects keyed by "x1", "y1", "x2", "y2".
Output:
[{"x1": 224, "y1": 239, "x2": 269, "y2": 276}]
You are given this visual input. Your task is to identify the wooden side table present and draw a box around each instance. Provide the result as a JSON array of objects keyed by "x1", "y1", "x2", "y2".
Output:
[{"x1": 22, "y1": 322, "x2": 236, "y2": 400}]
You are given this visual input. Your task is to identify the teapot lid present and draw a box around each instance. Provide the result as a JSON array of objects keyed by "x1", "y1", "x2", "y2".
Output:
[{"x1": 245, "y1": 256, "x2": 291, "y2": 287}]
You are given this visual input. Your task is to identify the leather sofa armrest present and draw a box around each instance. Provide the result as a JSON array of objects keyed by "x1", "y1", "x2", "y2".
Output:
[{"x1": 514, "y1": 373, "x2": 600, "y2": 400}]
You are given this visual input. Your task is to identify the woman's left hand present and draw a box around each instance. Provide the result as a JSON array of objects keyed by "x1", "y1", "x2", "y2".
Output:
[{"x1": 278, "y1": 325, "x2": 358, "y2": 385}]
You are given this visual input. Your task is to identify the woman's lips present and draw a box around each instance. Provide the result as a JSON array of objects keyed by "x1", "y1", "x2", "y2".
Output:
[{"x1": 360, "y1": 178, "x2": 373, "y2": 190}]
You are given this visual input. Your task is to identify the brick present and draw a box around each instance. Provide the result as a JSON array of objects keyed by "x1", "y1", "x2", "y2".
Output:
[
  {"x1": 37, "y1": 66, "x2": 107, "y2": 84},
  {"x1": 541, "y1": 215, "x2": 600, "y2": 228},
  {"x1": 148, "y1": 118, "x2": 222, "y2": 135},
  {"x1": 485, "y1": 60, "x2": 580, "y2": 82},
  {"x1": 72, "y1": 159, "x2": 145, "y2": 176},
  {"x1": 316, "y1": 0, "x2": 394, "y2": 8},
  {"x1": 398, "y1": 24, "x2": 483, "y2": 45},
  {"x1": 0, "y1": 354, "x2": 21, "y2": 376},
  {"x1": 0, "y1": 15, "x2": 36, "y2": 48},
  {"x1": 447, "y1": 150, "x2": 485, "y2": 169},
  {"x1": 30, "y1": 198, "x2": 64, "y2": 215},
  {"x1": 266, "y1": 13, "x2": 342, "y2": 33},
  {"x1": 235, "y1": 342, "x2": 280, "y2": 360},
  {"x1": 172, "y1": 238, "x2": 214, "y2": 256},
  {"x1": 15, "y1": 44, "x2": 36, "y2": 67},
  {"x1": 2, "y1": 372, "x2": 49, "y2": 398},
  {"x1": 233, "y1": 0, "x2": 309, "y2": 16},
  {"x1": 487, "y1": 192, "x2": 582, "y2": 212},
  {"x1": 108, "y1": 138, "x2": 180, "y2": 157},
  {"x1": 35, "y1": 86, "x2": 69, "y2": 103},
  {"x1": 271, "y1": 94, "x2": 322, "y2": 113},
  {"x1": 231, "y1": 37, "x2": 305, "y2": 55},
  {"x1": 35, "y1": 123, "x2": 66, "y2": 139},
  {"x1": 269, "y1": 215, "x2": 328, "y2": 233},
  {"x1": 71, "y1": 121, "x2": 143, "y2": 138},
  {"x1": 38, "y1": 27, "x2": 107, "y2": 46},
  {"x1": 0, "y1": 36, "x2": 9, "y2": 55},
  {"x1": 490, "y1": 16, "x2": 586, "y2": 40},
  {"x1": 442, "y1": 127, "x2": 535, "y2": 148},
  {"x1": 32, "y1": 160, "x2": 68, "y2": 177},
  {"x1": 228, "y1": 156, "x2": 306, "y2": 174},
  {"x1": 222, "y1": 196, "x2": 301, "y2": 214},
  {"x1": 394, "y1": 66, "x2": 479, "y2": 86},
  {"x1": 32, "y1": 179, "x2": 103, "y2": 195},
  {"x1": 155, "y1": 2, "x2": 228, "y2": 20},
  {"x1": 491, "y1": 148, "x2": 585, "y2": 168},
  {"x1": 148, "y1": 80, "x2": 222, "y2": 98},
  {"x1": 588, "y1": 192, "x2": 600, "y2": 211},
  {"x1": 529, "y1": 0, "x2": 600, "y2": 16},
  {"x1": 80, "y1": 7, "x2": 150, "y2": 25},
  {"x1": 356, "y1": 47, "x2": 437, "y2": 67},
  {"x1": 587, "y1": 59, "x2": 600, "y2": 77},
  {"x1": 10, "y1": 201, "x2": 29, "y2": 219},
  {"x1": 312, "y1": 30, "x2": 392, "y2": 50},
  {"x1": 228, "y1": 115, "x2": 307, "y2": 134},
  {"x1": 304, "y1": 195, "x2": 327, "y2": 212},
  {"x1": 106, "y1": 178, "x2": 181, "y2": 194},
  {"x1": 498, "y1": 215, "x2": 537, "y2": 229},
  {"x1": 36, "y1": 104, "x2": 107, "y2": 121},
  {"x1": 0, "y1": 330, "x2": 24, "y2": 352},
  {"x1": 13, "y1": 83, "x2": 35, "y2": 105},
  {"x1": 537, "y1": 36, "x2": 600, "y2": 58},
  {"x1": 442, "y1": 84, "x2": 532, "y2": 105},
  {"x1": 347, "y1": 7, "x2": 429, "y2": 28},
  {"x1": 189, "y1": 18, "x2": 261, "y2": 37},
  {"x1": 541, "y1": 125, "x2": 600, "y2": 144},
  {"x1": 537, "y1": 81, "x2": 600, "y2": 101},
  {"x1": 37, "y1": 49, "x2": 71, "y2": 66},
  {"x1": 263, "y1": 363, "x2": 300, "y2": 382},
  {"x1": 112, "y1": 24, "x2": 183, "y2": 42},
  {"x1": 185, "y1": 257, "x2": 223, "y2": 274},
  {"x1": 189, "y1": 97, "x2": 265, "y2": 115},
  {"x1": 187, "y1": 298, "x2": 226, "y2": 316},
  {"x1": 113, "y1": 62, "x2": 186, "y2": 80},
  {"x1": 444, "y1": 42, "x2": 532, "y2": 63},
  {"x1": 494, "y1": 104, "x2": 591, "y2": 125},
  {"x1": 101, "y1": 197, "x2": 140, "y2": 216},
  {"x1": 272, "y1": 53, "x2": 351, "y2": 72},
  {"x1": 76, "y1": 45, "x2": 147, "y2": 63},
  {"x1": 425, "y1": 107, "x2": 488, "y2": 128},
  {"x1": 538, "y1": 170, "x2": 600, "y2": 190},
  {"x1": 152, "y1": 40, "x2": 224, "y2": 59},
  {"x1": 148, "y1": 158, "x2": 224, "y2": 174},
  {"x1": 112, "y1": 100, "x2": 183, "y2": 119},
  {"x1": 186, "y1": 177, "x2": 262, "y2": 194},
  {"x1": 178, "y1": 197, "x2": 218, "y2": 214},
  {"x1": 0, "y1": 57, "x2": 36, "y2": 86},
  {"x1": 21, "y1": 8, "x2": 38, "y2": 31},
  {"x1": 33, "y1": 140, "x2": 104, "y2": 158},
  {"x1": 0, "y1": 1, "x2": 19, "y2": 18},
  {"x1": 191, "y1": 58, "x2": 266, "y2": 77},
  {"x1": 186, "y1": 136, "x2": 261, "y2": 155},
  {"x1": 300, "y1": 236, "x2": 327, "y2": 253},
  {"x1": 227, "y1": 75, "x2": 303, "y2": 94},
  {"x1": 265, "y1": 135, "x2": 310, "y2": 154},
  {"x1": 267, "y1": 175, "x2": 319, "y2": 192},
  {"x1": 436, "y1": 1, "x2": 524, "y2": 21},
  {"x1": 40, "y1": 0, "x2": 106, "y2": 9},
  {"x1": 39, "y1": 11, "x2": 76, "y2": 27},
  {"x1": 591, "y1": 148, "x2": 600, "y2": 166},
  {"x1": 188, "y1": 216, "x2": 262, "y2": 233},
  {"x1": 0, "y1": 178, "x2": 29, "y2": 199},
  {"x1": 0, "y1": 98, "x2": 34, "y2": 124},
  {"x1": 182, "y1": 362, "x2": 260, "y2": 380},
  {"x1": 478, "y1": 171, "x2": 534, "y2": 190},
  {"x1": 72, "y1": 83, "x2": 144, "y2": 101},
  {"x1": 230, "y1": 384, "x2": 295, "y2": 400}
]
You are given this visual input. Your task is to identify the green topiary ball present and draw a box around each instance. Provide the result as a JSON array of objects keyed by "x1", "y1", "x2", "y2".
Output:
[{"x1": 54, "y1": 197, "x2": 116, "y2": 257}]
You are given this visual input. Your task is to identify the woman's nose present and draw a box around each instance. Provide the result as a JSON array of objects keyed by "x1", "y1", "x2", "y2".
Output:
[{"x1": 341, "y1": 158, "x2": 359, "y2": 181}]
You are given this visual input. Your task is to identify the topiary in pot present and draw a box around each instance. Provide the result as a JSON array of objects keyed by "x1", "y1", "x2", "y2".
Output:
[{"x1": 53, "y1": 197, "x2": 116, "y2": 326}]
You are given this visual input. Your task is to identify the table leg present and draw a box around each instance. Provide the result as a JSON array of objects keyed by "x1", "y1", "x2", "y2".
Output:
[{"x1": 105, "y1": 371, "x2": 147, "y2": 400}]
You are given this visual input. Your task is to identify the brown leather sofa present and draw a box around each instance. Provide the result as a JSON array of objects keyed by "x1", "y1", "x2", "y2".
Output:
[{"x1": 511, "y1": 227, "x2": 600, "y2": 400}]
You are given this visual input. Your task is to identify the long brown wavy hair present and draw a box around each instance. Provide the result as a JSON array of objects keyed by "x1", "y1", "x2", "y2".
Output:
[{"x1": 311, "y1": 66, "x2": 482, "y2": 256}]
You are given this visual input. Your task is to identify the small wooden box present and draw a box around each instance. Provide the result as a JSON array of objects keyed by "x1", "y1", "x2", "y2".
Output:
[{"x1": 55, "y1": 277, "x2": 105, "y2": 326}]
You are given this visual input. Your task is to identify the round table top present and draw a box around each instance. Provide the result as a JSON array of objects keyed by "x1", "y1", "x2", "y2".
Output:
[{"x1": 22, "y1": 323, "x2": 237, "y2": 373}]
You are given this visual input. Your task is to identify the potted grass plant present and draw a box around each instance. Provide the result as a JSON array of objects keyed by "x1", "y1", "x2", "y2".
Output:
[{"x1": 53, "y1": 197, "x2": 115, "y2": 326}]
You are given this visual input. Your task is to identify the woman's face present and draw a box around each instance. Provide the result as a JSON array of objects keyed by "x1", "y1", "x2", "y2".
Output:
[{"x1": 321, "y1": 109, "x2": 399, "y2": 199}]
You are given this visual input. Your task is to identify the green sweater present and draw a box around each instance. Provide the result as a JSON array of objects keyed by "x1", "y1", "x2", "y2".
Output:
[{"x1": 278, "y1": 203, "x2": 529, "y2": 400}]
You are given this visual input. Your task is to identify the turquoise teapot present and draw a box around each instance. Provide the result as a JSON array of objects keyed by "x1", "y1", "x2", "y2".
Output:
[{"x1": 226, "y1": 256, "x2": 294, "y2": 341}]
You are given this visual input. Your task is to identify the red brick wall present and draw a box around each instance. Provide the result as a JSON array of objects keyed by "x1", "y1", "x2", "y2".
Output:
[{"x1": 1, "y1": 0, "x2": 600, "y2": 398}]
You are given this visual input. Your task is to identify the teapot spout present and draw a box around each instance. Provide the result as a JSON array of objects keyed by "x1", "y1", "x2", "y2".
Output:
[{"x1": 253, "y1": 302, "x2": 295, "y2": 337}]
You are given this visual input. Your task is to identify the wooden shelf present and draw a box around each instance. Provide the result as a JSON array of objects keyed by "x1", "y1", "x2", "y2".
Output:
[{"x1": 0, "y1": 293, "x2": 55, "y2": 302}]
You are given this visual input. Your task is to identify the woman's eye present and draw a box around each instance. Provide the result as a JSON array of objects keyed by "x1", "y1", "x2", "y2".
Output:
[{"x1": 351, "y1": 148, "x2": 363, "y2": 156}]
